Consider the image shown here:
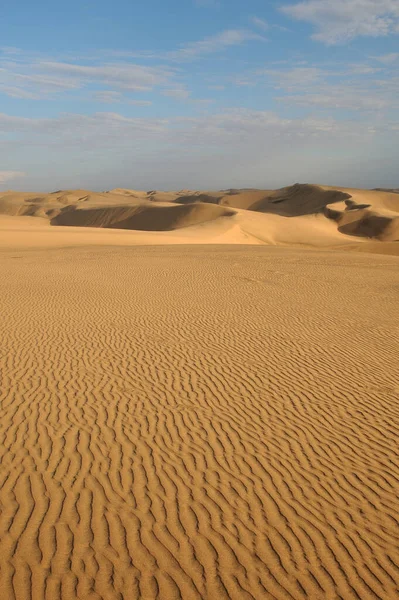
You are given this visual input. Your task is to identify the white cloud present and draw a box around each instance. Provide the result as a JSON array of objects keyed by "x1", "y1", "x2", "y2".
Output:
[
  {"x1": 256, "y1": 64, "x2": 399, "y2": 112},
  {"x1": 372, "y1": 53, "x2": 399, "y2": 63},
  {"x1": 89, "y1": 91, "x2": 153, "y2": 106},
  {"x1": 129, "y1": 100, "x2": 153, "y2": 106},
  {"x1": 162, "y1": 87, "x2": 191, "y2": 100},
  {"x1": 257, "y1": 67, "x2": 323, "y2": 90},
  {"x1": 0, "y1": 112, "x2": 168, "y2": 150},
  {"x1": 250, "y1": 17, "x2": 270, "y2": 31},
  {"x1": 278, "y1": 91, "x2": 391, "y2": 110},
  {"x1": 1, "y1": 109, "x2": 397, "y2": 190},
  {"x1": 93, "y1": 90, "x2": 123, "y2": 103},
  {"x1": 347, "y1": 64, "x2": 382, "y2": 74},
  {"x1": 0, "y1": 30, "x2": 264, "y2": 104},
  {"x1": 167, "y1": 29, "x2": 264, "y2": 60},
  {"x1": 236, "y1": 61, "x2": 399, "y2": 111},
  {"x1": 39, "y1": 61, "x2": 173, "y2": 91},
  {"x1": 0, "y1": 108, "x2": 378, "y2": 149},
  {"x1": 281, "y1": 0, "x2": 399, "y2": 44},
  {"x1": 1, "y1": 32, "x2": 256, "y2": 103},
  {"x1": 0, "y1": 55, "x2": 176, "y2": 100},
  {"x1": 0, "y1": 170, "x2": 25, "y2": 184},
  {"x1": 0, "y1": 85, "x2": 39, "y2": 99}
]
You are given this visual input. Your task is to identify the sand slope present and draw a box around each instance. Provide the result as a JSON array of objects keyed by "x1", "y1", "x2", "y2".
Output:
[
  {"x1": 0, "y1": 244, "x2": 398, "y2": 600},
  {"x1": 51, "y1": 203, "x2": 235, "y2": 231},
  {"x1": 1, "y1": 184, "x2": 398, "y2": 253}
]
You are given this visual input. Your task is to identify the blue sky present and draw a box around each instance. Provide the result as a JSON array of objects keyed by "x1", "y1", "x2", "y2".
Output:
[{"x1": 1, "y1": 0, "x2": 398, "y2": 190}]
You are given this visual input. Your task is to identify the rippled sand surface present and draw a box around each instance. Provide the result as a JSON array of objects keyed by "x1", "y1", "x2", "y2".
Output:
[{"x1": 1, "y1": 245, "x2": 398, "y2": 600}]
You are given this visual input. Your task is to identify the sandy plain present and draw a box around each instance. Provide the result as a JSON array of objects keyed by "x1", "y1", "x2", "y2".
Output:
[{"x1": 0, "y1": 184, "x2": 398, "y2": 600}]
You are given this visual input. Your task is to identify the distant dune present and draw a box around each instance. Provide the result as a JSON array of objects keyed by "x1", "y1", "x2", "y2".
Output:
[
  {"x1": 51, "y1": 202, "x2": 236, "y2": 231},
  {"x1": 0, "y1": 183, "x2": 398, "y2": 253},
  {"x1": 373, "y1": 188, "x2": 399, "y2": 194}
]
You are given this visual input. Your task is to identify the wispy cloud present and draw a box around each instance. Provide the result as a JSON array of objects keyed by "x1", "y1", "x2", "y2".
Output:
[
  {"x1": 278, "y1": 90, "x2": 391, "y2": 111},
  {"x1": 39, "y1": 61, "x2": 173, "y2": 91},
  {"x1": 0, "y1": 54, "x2": 177, "y2": 100},
  {"x1": 0, "y1": 170, "x2": 25, "y2": 184},
  {"x1": 232, "y1": 61, "x2": 399, "y2": 112},
  {"x1": 0, "y1": 85, "x2": 39, "y2": 100},
  {"x1": 281, "y1": 0, "x2": 399, "y2": 44},
  {"x1": 0, "y1": 108, "x2": 386, "y2": 149},
  {"x1": 250, "y1": 17, "x2": 270, "y2": 32},
  {"x1": 167, "y1": 29, "x2": 264, "y2": 61},
  {"x1": 92, "y1": 91, "x2": 152, "y2": 106},
  {"x1": 0, "y1": 29, "x2": 261, "y2": 102},
  {"x1": 1, "y1": 108, "x2": 396, "y2": 189},
  {"x1": 259, "y1": 66, "x2": 323, "y2": 89},
  {"x1": 162, "y1": 86, "x2": 191, "y2": 100},
  {"x1": 371, "y1": 53, "x2": 399, "y2": 64},
  {"x1": 0, "y1": 111, "x2": 168, "y2": 143}
]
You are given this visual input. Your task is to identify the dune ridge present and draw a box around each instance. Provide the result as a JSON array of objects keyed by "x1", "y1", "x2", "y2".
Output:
[
  {"x1": 1, "y1": 184, "x2": 398, "y2": 253},
  {"x1": 51, "y1": 202, "x2": 236, "y2": 231}
]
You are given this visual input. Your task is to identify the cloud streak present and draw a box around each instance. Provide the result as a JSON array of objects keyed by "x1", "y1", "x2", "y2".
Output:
[
  {"x1": 167, "y1": 29, "x2": 264, "y2": 60},
  {"x1": 232, "y1": 61, "x2": 399, "y2": 113},
  {"x1": 250, "y1": 17, "x2": 270, "y2": 32},
  {"x1": 0, "y1": 108, "x2": 387, "y2": 149},
  {"x1": 0, "y1": 55, "x2": 176, "y2": 100},
  {"x1": 0, "y1": 170, "x2": 25, "y2": 184},
  {"x1": 281, "y1": 0, "x2": 399, "y2": 44},
  {"x1": 2, "y1": 108, "x2": 395, "y2": 190},
  {"x1": 0, "y1": 28, "x2": 263, "y2": 102}
]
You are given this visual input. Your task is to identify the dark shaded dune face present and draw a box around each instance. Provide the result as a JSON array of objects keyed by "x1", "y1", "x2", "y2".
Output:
[
  {"x1": 337, "y1": 210, "x2": 399, "y2": 241},
  {"x1": 51, "y1": 202, "x2": 236, "y2": 231},
  {"x1": 373, "y1": 188, "x2": 399, "y2": 194},
  {"x1": 249, "y1": 184, "x2": 352, "y2": 216},
  {"x1": 44, "y1": 208, "x2": 60, "y2": 219},
  {"x1": 325, "y1": 201, "x2": 399, "y2": 241},
  {"x1": 345, "y1": 199, "x2": 371, "y2": 211}
]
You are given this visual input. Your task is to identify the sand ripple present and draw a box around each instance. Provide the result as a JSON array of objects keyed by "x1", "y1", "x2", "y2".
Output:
[{"x1": 0, "y1": 246, "x2": 398, "y2": 599}]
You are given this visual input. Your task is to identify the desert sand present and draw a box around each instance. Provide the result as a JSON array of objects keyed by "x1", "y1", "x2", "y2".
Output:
[
  {"x1": 0, "y1": 184, "x2": 399, "y2": 599},
  {"x1": 0, "y1": 184, "x2": 398, "y2": 254}
]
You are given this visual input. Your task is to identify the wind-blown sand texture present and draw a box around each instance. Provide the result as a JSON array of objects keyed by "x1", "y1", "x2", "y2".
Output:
[
  {"x1": 1, "y1": 183, "x2": 399, "y2": 599},
  {"x1": 1, "y1": 240, "x2": 399, "y2": 600}
]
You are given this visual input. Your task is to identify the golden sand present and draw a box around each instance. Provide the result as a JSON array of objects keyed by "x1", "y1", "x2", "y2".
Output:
[{"x1": 0, "y1": 185, "x2": 398, "y2": 599}]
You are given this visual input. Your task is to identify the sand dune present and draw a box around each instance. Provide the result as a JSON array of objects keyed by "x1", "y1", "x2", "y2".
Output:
[
  {"x1": 1, "y1": 184, "x2": 398, "y2": 252},
  {"x1": 373, "y1": 188, "x2": 399, "y2": 194},
  {"x1": 326, "y1": 204, "x2": 399, "y2": 241},
  {"x1": 0, "y1": 243, "x2": 398, "y2": 600},
  {"x1": 51, "y1": 202, "x2": 235, "y2": 231},
  {"x1": 248, "y1": 184, "x2": 351, "y2": 216}
]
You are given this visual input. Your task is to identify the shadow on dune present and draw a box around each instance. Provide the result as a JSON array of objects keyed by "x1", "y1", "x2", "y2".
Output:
[
  {"x1": 248, "y1": 184, "x2": 352, "y2": 217},
  {"x1": 325, "y1": 204, "x2": 399, "y2": 241},
  {"x1": 51, "y1": 202, "x2": 236, "y2": 231}
]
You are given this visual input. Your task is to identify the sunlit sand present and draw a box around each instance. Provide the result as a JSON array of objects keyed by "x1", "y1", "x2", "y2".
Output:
[{"x1": 1, "y1": 184, "x2": 398, "y2": 599}]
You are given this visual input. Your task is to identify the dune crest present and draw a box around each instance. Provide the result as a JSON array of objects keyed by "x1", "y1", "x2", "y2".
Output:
[
  {"x1": 1, "y1": 183, "x2": 398, "y2": 252},
  {"x1": 51, "y1": 202, "x2": 236, "y2": 231}
]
